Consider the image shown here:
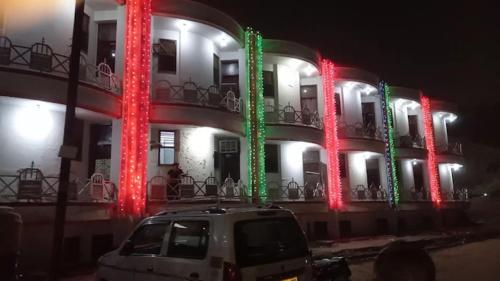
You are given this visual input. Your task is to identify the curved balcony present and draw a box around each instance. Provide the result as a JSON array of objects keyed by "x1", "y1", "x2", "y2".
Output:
[
  {"x1": 335, "y1": 67, "x2": 379, "y2": 87},
  {"x1": 395, "y1": 133, "x2": 428, "y2": 159},
  {"x1": 0, "y1": 36, "x2": 122, "y2": 117},
  {"x1": 263, "y1": 39, "x2": 321, "y2": 69},
  {"x1": 349, "y1": 184, "x2": 388, "y2": 202},
  {"x1": 150, "y1": 80, "x2": 245, "y2": 134},
  {"x1": 337, "y1": 122, "x2": 386, "y2": 153},
  {"x1": 152, "y1": 0, "x2": 245, "y2": 45},
  {"x1": 265, "y1": 104, "x2": 324, "y2": 145},
  {"x1": 442, "y1": 188, "x2": 469, "y2": 202}
]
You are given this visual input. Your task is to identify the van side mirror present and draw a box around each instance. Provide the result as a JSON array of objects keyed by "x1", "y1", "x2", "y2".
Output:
[{"x1": 119, "y1": 240, "x2": 134, "y2": 256}]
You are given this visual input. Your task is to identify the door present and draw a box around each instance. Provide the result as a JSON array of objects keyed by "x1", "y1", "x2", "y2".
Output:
[
  {"x1": 303, "y1": 150, "x2": 321, "y2": 199},
  {"x1": 408, "y1": 114, "x2": 418, "y2": 139},
  {"x1": 221, "y1": 60, "x2": 239, "y2": 96},
  {"x1": 97, "y1": 22, "x2": 117, "y2": 71},
  {"x1": 413, "y1": 162, "x2": 424, "y2": 192},
  {"x1": 108, "y1": 222, "x2": 170, "y2": 281},
  {"x1": 300, "y1": 85, "x2": 318, "y2": 113},
  {"x1": 154, "y1": 220, "x2": 211, "y2": 281},
  {"x1": 362, "y1": 102, "x2": 376, "y2": 137},
  {"x1": 219, "y1": 138, "x2": 240, "y2": 182},
  {"x1": 366, "y1": 158, "x2": 381, "y2": 199}
]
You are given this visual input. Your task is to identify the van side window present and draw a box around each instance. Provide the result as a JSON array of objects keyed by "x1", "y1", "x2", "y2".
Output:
[
  {"x1": 130, "y1": 223, "x2": 170, "y2": 255},
  {"x1": 167, "y1": 221, "x2": 209, "y2": 259}
]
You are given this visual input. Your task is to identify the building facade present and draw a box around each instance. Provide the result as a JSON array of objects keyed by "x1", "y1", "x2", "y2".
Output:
[{"x1": 0, "y1": 0, "x2": 468, "y2": 271}]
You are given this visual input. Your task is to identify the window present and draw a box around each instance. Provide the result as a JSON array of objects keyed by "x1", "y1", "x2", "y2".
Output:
[
  {"x1": 81, "y1": 13, "x2": 89, "y2": 53},
  {"x1": 130, "y1": 223, "x2": 170, "y2": 255},
  {"x1": 339, "y1": 153, "x2": 347, "y2": 178},
  {"x1": 265, "y1": 144, "x2": 279, "y2": 173},
  {"x1": 335, "y1": 93, "x2": 341, "y2": 115},
  {"x1": 221, "y1": 60, "x2": 239, "y2": 96},
  {"x1": 97, "y1": 22, "x2": 116, "y2": 70},
  {"x1": 234, "y1": 218, "x2": 308, "y2": 267},
  {"x1": 159, "y1": 131, "x2": 176, "y2": 165},
  {"x1": 300, "y1": 85, "x2": 318, "y2": 112},
  {"x1": 167, "y1": 221, "x2": 209, "y2": 259},
  {"x1": 158, "y1": 39, "x2": 176, "y2": 73},
  {"x1": 213, "y1": 54, "x2": 220, "y2": 87},
  {"x1": 263, "y1": 71, "x2": 275, "y2": 97}
]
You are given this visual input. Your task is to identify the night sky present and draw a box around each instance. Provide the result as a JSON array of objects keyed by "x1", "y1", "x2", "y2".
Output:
[{"x1": 195, "y1": 0, "x2": 500, "y2": 147}]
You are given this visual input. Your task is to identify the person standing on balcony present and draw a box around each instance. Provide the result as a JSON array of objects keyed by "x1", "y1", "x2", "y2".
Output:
[{"x1": 167, "y1": 163, "x2": 184, "y2": 199}]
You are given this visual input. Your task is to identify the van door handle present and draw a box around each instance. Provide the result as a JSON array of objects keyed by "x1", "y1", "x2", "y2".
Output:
[{"x1": 190, "y1": 272, "x2": 199, "y2": 279}]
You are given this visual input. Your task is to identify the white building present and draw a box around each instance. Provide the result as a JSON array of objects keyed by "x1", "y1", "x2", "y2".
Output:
[{"x1": 0, "y1": 0, "x2": 468, "y2": 272}]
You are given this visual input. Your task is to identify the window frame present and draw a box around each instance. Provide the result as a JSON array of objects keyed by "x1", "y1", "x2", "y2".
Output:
[
  {"x1": 166, "y1": 220, "x2": 210, "y2": 260},
  {"x1": 128, "y1": 222, "x2": 171, "y2": 257},
  {"x1": 158, "y1": 38, "x2": 177, "y2": 74},
  {"x1": 158, "y1": 130, "x2": 177, "y2": 166}
]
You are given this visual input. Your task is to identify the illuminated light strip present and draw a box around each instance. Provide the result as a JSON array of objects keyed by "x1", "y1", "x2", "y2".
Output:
[
  {"x1": 379, "y1": 81, "x2": 399, "y2": 206},
  {"x1": 118, "y1": 0, "x2": 151, "y2": 216},
  {"x1": 321, "y1": 59, "x2": 342, "y2": 209},
  {"x1": 421, "y1": 95, "x2": 442, "y2": 207},
  {"x1": 245, "y1": 28, "x2": 267, "y2": 202}
]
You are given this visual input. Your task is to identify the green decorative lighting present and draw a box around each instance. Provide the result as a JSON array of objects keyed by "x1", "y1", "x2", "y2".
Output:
[
  {"x1": 380, "y1": 82, "x2": 400, "y2": 205},
  {"x1": 245, "y1": 28, "x2": 267, "y2": 202}
]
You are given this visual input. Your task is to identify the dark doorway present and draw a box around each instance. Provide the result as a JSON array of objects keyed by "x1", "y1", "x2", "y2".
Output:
[
  {"x1": 88, "y1": 124, "x2": 112, "y2": 178},
  {"x1": 313, "y1": 221, "x2": 329, "y2": 240},
  {"x1": 218, "y1": 138, "x2": 240, "y2": 182},
  {"x1": 221, "y1": 60, "x2": 239, "y2": 97},
  {"x1": 91, "y1": 234, "x2": 114, "y2": 261},
  {"x1": 413, "y1": 161, "x2": 424, "y2": 192},
  {"x1": 339, "y1": 220, "x2": 352, "y2": 238},
  {"x1": 96, "y1": 22, "x2": 116, "y2": 71},
  {"x1": 376, "y1": 218, "x2": 390, "y2": 235},
  {"x1": 303, "y1": 150, "x2": 322, "y2": 199},
  {"x1": 300, "y1": 85, "x2": 318, "y2": 112},
  {"x1": 362, "y1": 102, "x2": 376, "y2": 137},
  {"x1": 366, "y1": 158, "x2": 381, "y2": 189},
  {"x1": 408, "y1": 114, "x2": 419, "y2": 138}
]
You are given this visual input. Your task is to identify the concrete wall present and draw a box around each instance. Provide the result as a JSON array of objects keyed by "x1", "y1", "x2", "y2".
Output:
[
  {"x1": 0, "y1": 100, "x2": 90, "y2": 180},
  {"x1": 336, "y1": 84, "x2": 363, "y2": 126},
  {"x1": 276, "y1": 64, "x2": 301, "y2": 110},
  {"x1": 301, "y1": 76, "x2": 324, "y2": 116},
  {"x1": 439, "y1": 164, "x2": 454, "y2": 197},
  {"x1": 393, "y1": 101, "x2": 424, "y2": 137},
  {"x1": 433, "y1": 114, "x2": 449, "y2": 149},
  {"x1": 347, "y1": 152, "x2": 368, "y2": 190}
]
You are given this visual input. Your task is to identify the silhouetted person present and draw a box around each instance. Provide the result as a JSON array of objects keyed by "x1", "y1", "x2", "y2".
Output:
[
  {"x1": 167, "y1": 163, "x2": 184, "y2": 199},
  {"x1": 374, "y1": 240, "x2": 435, "y2": 281}
]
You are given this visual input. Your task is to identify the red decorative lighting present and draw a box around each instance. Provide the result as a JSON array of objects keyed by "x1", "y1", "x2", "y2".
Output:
[
  {"x1": 421, "y1": 95, "x2": 441, "y2": 207},
  {"x1": 118, "y1": 0, "x2": 151, "y2": 216},
  {"x1": 321, "y1": 59, "x2": 342, "y2": 209}
]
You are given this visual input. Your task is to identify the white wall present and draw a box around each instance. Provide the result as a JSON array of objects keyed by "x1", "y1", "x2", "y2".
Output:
[
  {"x1": 439, "y1": 164, "x2": 454, "y2": 198},
  {"x1": 393, "y1": 101, "x2": 424, "y2": 137},
  {"x1": 433, "y1": 114, "x2": 448, "y2": 149},
  {"x1": 0, "y1": 100, "x2": 88, "y2": 179},
  {"x1": 361, "y1": 94, "x2": 383, "y2": 130},
  {"x1": 301, "y1": 76, "x2": 324, "y2": 116},
  {"x1": 337, "y1": 85, "x2": 363, "y2": 126},
  {"x1": 277, "y1": 64, "x2": 301, "y2": 110},
  {"x1": 399, "y1": 159, "x2": 415, "y2": 198},
  {"x1": 347, "y1": 152, "x2": 368, "y2": 190}
]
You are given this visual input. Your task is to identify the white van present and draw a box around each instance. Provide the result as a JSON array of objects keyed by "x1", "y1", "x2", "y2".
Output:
[{"x1": 96, "y1": 206, "x2": 313, "y2": 281}]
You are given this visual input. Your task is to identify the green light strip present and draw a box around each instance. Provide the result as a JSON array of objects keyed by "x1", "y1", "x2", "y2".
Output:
[
  {"x1": 245, "y1": 28, "x2": 267, "y2": 202},
  {"x1": 384, "y1": 84, "x2": 400, "y2": 205}
]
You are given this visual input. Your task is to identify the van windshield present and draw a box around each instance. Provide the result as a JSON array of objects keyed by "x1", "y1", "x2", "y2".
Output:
[{"x1": 234, "y1": 217, "x2": 308, "y2": 267}]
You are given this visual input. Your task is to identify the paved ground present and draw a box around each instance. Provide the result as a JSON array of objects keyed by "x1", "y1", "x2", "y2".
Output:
[{"x1": 350, "y1": 238, "x2": 500, "y2": 281}]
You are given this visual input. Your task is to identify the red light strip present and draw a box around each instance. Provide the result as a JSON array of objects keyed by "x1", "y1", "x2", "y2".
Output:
[
  {"x1": 321, "y1": 59, "x2": 342, "y2": 209},
  {"x1": 118, "y1": 0, "x2": 151, "y2": 216},
  {"x1": 421, "y1": 95, "x2": 441, "y2": 207}
]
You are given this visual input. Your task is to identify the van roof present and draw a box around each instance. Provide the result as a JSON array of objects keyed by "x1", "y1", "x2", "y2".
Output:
[{"x1": 151, "y1": 204, "x2": 291, "y2": 218}]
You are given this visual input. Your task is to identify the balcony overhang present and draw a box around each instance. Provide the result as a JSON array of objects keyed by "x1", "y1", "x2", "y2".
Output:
[
  {"x1": 390, "y1": 86, "x2": 421, "y2": 102},
  {"x1": 150, "y1": 103, "x2": 245, "y2": 135},
  {"x1": 0, "y1": 67, "x2": 122, "y2": 118},
  {"x1": 263, "y1": 39, "x2": 321, "y2": 69},
  {"x1": 266, "y1": 124, "x2": 324, "y2": 146},
  {"x1": 430, "y1": 99, "x2": 458, "y2": 115},
  {"x1": 436, "y1": 153, "x2": 465, "y2": 165},
  {"x1": 334, "y1": 67, "x2": 379, "y2": 88},
  {"x1": 152, "y1": 0, "x2": 244, "y2": 47},
  {"x1": 396, "y1": 147, "x2": 428, "y2": 159},
  {"x1": 339, "y1": 138, "x2": 386, "y2": 154}
]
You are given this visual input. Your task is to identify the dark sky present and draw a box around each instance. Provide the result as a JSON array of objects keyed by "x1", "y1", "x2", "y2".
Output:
[{"x1": 195, "y1": 0, "x2": 500, "y2": 147}]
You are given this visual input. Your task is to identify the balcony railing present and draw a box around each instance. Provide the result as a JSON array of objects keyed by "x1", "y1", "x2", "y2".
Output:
[
  {"x1": 442, "y1": 188, "x2": 469, "y2": 202},
  {"x1": 350, "y1": 184, "x2": 388, "y2": 201},
  {"x1": 148, "y1": 175, "x2": 248, "y2": 201},
  {"x1": 437, "y1": 141, "x2": 463, "y2": 155},
  {"x1": 403, "y1": 187, "x2": 430, "y2": 201},
  {"x1": 338, "y1": 122, "x2": 383, "y2": 140},
  {"x1": 0, "y1": 36, "x2": 121, "y2": 94},
  {"x1": 265, "y1": 104, "x2": 323, "y2": 129},
  {"x1": 267, "y1": 180, "x2": 325, "y2": 201},
  {"x1": 153, "y1": 80, "x2": 243, "y2": 114},
  {"x1": 0, "y1": 166, "x2": 116, "y2": 203},
  {"x1": 395, "y1": 134, "x2": 426, "y2": 149}
]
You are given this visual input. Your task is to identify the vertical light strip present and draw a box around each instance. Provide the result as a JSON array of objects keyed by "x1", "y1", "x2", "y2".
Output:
[
  {"x1": 379, "y1": 81, "x2": 399, "y2": 206},
  {"x1": 118, "y1": 0, "x2": 151, "y2": 216},
  {"x1": 321, "y1": 59, "x2": 342, "y2": 209},
  {"x1": 245, "y1": 28, "x2": 267, "y2": 202},
  {"x1": 421, "y1": 95, "x2": 442, "y2": 207}
]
